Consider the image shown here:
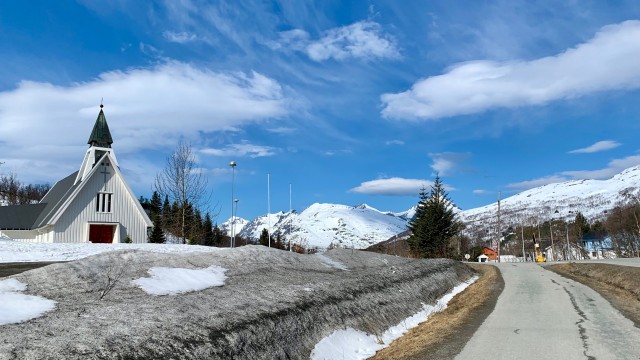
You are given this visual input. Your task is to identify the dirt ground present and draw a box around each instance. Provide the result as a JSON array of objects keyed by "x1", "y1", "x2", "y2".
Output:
[
  {"x1": 545, "y1": 262, "x2": 640, "y2": 328},
  {"x1": 370, "y1": 263, "x2": 504, "y2": 360}
]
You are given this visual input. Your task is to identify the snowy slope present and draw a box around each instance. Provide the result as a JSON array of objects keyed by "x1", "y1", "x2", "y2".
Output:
[
  {"x1": 237, "y1": 203, "x2": 409, "y2": 249},
  {"x1": 460, "y1": 165, "x2": 640, "y2": 232},
  {"x1": 219, "y1": 217, "x2": 249, "y2": 237}
]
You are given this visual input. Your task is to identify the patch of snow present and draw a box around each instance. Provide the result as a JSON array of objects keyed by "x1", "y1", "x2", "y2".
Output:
[
  {"x1": 310, "y1": 275, "x2": 478, "y2": 360},
  {"x1": 132, "y1": 266, "x2": 228, "y2": 296},
  {"x1": 0, "y1": 240, "x2": 220, "y2": 263},
  {"x1": 315, "y1": 253, "x2": 349, "y2": 271},
  {"x1": 0, "y1": 278, "x2": 56, "y2": 325}
]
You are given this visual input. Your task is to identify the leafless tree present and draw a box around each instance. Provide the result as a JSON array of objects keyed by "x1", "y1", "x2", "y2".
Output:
[{"x1": 154, "y1": 141, "x2": 209, "y2": 244}]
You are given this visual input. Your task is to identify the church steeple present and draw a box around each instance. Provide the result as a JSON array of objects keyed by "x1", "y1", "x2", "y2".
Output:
[
  {"x1": 74, "y1": 104, "x2": 119, "y2": 185},
  {"x1": 87, "y1": 104, "x2": 113, "y2": 148}
]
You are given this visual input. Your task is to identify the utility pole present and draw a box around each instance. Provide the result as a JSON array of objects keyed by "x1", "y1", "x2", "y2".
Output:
[
  {"x1": 521, "y1": 225, "x2": 526, "y2": 262},
  {"x1": 566, "y1": 223, "x2": 571, "y2": 261},
  {"x1": 267, "y1": 173, "x2": 271, "y2": 248},
  {"x1": 549, "y1": 219, "x2": 555, "y2": 261},
  {"x1": 497, "y1": 192, "x2": 501, "y2": 263}
]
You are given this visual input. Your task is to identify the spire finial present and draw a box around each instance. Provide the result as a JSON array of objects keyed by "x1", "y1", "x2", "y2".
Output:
[{"x1": 100, "y1": 98, "x2": 104, "y2": 109}]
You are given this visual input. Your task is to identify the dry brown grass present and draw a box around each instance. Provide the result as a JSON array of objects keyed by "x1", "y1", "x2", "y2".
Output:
[
  {"x1": 547, "y1": 263, "x2": 640, "y2": 327},
  {"x1": 370, "y1": 264, "x2": 502, "y2": 360}
]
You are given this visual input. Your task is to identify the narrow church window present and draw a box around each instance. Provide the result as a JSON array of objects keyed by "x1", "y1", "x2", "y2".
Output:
[{"x1": 96, "y1": 193, "x2": 113, "y2": 213}]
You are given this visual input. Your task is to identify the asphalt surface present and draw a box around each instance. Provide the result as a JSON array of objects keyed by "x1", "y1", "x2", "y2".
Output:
[
  {"x1": 456, "y1": 263, "x2": 640, "y2": 360},
  {"x1": 0, "y1": 262, "x2": 58, "y2": 278}
]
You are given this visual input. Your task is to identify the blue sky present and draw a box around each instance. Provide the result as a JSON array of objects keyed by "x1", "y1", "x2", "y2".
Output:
[{"x1": 1, "y1": 1, "x2": 640, "y2": 222}]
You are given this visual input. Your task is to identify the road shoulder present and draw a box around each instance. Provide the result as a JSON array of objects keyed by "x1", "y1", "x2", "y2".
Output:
[{"x1": 371, "y1": 263, "x2": 504, "y2": 360}]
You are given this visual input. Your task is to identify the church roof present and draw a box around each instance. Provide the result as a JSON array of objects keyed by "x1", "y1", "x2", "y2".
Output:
[
  {"x1": 0, "y1": 171, "x2": 79, "y2": 230},
  {"x1": 0, "y1": 203, "x2": 47, "y2": 230},
  {"x1": 87, "y1": 106, "x2": 113, "y2": 148}
]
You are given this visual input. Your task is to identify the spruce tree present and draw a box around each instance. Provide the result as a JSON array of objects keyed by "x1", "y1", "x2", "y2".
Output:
[
  {"x1": 148, "y1": 214, "x2": 166, "y2": 244},
  {"x1": 259, "y1": 228, "x2": 270, "y2": 246},
  {"x1": 407, "y1": 175, "x2": 460, "y2": 258},
  {"x1": 212, "y1": 225, "x2": 224, "y2": 247},
  {"x1": 149, "y1": 191, "x2": 162, "y2": 218},
  {"x1": 202, "y1": 213, "x2": 215, "y2": 246}
]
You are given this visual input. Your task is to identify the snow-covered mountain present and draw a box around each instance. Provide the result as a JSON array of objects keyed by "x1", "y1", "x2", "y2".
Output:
[
  {"x1": 218, "y1": 217, "x2": 249, "y2": 237},
  {"x1": 221, "y1": 166, "x2": 640, "y2": 250},
  {"x1": 236, "y1": 203, "x2": 409, "y2": 250},
  {"x1": 459, "y1": 165, "x2": 640, "y2": 234}
]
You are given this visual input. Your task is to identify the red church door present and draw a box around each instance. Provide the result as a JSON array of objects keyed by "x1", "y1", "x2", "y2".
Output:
[{"x1": 89, "y1": 225, "x2": 114, "y2": 243}]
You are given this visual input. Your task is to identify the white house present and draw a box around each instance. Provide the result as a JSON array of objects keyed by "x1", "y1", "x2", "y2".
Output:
[{"x1": 0, "y1": 105, "x2": 152, "y2": 243}]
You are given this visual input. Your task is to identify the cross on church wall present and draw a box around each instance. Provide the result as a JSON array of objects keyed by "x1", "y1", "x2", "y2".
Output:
[{"x1": 100, "y1": 163, "x2": 110, "y2": 190}]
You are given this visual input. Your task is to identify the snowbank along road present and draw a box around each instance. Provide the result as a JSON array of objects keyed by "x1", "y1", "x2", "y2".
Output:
[
  {"x1": 0, "y1": 246, "x2": 474, "y2": 359},
  {"x1": 456, "y1": 262, "x2": 640, "y2": 360}
]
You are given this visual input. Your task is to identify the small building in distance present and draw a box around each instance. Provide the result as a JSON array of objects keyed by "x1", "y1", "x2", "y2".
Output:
[{"x1": 0, "y1": 105, "x2": 152, "y2": 243}]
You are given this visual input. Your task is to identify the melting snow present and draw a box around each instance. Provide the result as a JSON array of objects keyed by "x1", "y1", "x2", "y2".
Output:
[
  {"x1": 132, "y1": 266, "x2": 228, "y2": 295},
  {"x1": 316, "y1": 253, "x2": 349, "y2": 270},
  {"x1": 310, "y1": 275, "x2": 478, "y2": 360},
  {"x1": 0, "y1": 278, "x2": 56, "y2": 325}
]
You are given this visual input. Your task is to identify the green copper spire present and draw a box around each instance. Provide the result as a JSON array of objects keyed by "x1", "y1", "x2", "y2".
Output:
[{"x1": 87, "y1": 104, "x2": 113, "y2": 148}]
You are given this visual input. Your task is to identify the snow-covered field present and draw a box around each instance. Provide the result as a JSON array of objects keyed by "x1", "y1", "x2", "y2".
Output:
[
  {"x1": 0, "y1": 237, "x2": 219, "y2": 263},
  {"x1": 0, "y1": 245, "x2": 474, "y2": 359}
]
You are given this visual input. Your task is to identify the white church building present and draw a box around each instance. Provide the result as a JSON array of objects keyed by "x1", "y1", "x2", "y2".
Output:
[{"x1": 0, "y1": 105, "x2": 152, "y2": 243}]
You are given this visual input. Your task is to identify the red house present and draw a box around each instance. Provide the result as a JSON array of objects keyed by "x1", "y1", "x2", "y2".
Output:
[{"x1": 482, "y1": 247, "x2": 498, "y2": 261}]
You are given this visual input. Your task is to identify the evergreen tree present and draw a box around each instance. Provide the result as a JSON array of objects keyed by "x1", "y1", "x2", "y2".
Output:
[
  {"x1": 407, "y1": 175, "x2": 460, "y2": 258},
  {"x1": 149, "y1": 191, "x2": 162, "y2": 218},
  {"x1": 259, "y1": 228, "x2": 270, "y2": 246},
  {"x1": 212, "y1": 225, "x2": 224, "y2": 247},
  {"x1": 202, "y1": 213, "x2": 215, "y2": 246},
  {"x1": 574, "y1": 212, "x2": 590, "y2": 239},
  {"x1": 148, "y1": 214, "x2": 166, "y2": 243}
]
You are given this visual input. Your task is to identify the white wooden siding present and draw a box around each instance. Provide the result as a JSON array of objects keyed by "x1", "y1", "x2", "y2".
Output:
[{"x1": 53, "y1": 166, "x2": 150, "y2": 243}]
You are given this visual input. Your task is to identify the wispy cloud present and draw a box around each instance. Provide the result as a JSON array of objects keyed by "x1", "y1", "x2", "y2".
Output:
[
  {"x1": 349, "y1": 177, "x2": 432, "y2": 196},
  {"x1": 201, "y1": 142, "x2": 278, "y2": 158},
  {"x1": 568, "y1": 140, "x2": 621, "y2": 154},
  {"x1": 266, "y1": 126, "x2": 296, "y2": 134},
  {"x1": 163, "y1": 31, "x2": 199, "y2": 44},
  {"x1": 507, "y1": 153, "x2": 640, "y2": 191},
  {"x1": 429, "y1": 152, "x2": 471, "y2": 176},
  {"x1": 272, "y1": 21, "x2": 400, "y2": 62},
  {"x1": 385, "y1": 140, "x2": 404, "y2": 146},
  {"x1": 472, "y1": 189, "x2": 488, "y2": 195},
  {"x1": 560, "y1": 154, "x2": 640, "y2": 179},
  {"x1": 381, "y1": 20, "x2": 640, "y2": 120}
]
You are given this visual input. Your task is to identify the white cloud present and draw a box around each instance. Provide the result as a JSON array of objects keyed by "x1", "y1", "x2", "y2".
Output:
[
  {"x1": 274, "y1": 21, "x2": 400, "y2": 62},
  {"x1": 201, "y1": 142, "x2": 278, "y2": 158},
  {"x1": 385, "y1": 140, "x2": 404, "y2": 145},
  {"x1": 0, "y1": 61, "x2": 291, "y2": 184},
  {"x1": 429, "y1": 152, "x2": 471, "y2": 176},
  {"x1": 507, "y1": 175, "x2": 569, "y2": 191},
  {"x1": 381, "y1": 20, "x2": 640, "y2": 120},
  {"x1": 568, "y1": 140, "x2": 621, "y2": 154},
  {"x1": 266, "y1": 126, "x2": 296, "y2": 134},
  {"x1": 560, "y1": 154, "x2": 640, "y2": 179},
  {"x1": 349, "y1": 177, "x2": 432, "y2": 196},
  {"x1": 472, "y1": 189, "x2": 488, "y2": 195},
  {"x1": 163, "y1": 31, "x2": 199, "y2": 44}
]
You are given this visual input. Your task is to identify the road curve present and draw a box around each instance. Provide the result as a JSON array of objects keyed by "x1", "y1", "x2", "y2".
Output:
[{"x1": 456, "y1": 263, "x2": 640, "y2": 360}]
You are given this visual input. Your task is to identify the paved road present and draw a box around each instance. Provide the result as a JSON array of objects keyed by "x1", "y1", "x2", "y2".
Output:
[
  {"x1": 0, "y1": 262, "x2": 56, "y2": 278},
  {"x1": 456, "y1": 263, "x2": 640, "y2": 360}
]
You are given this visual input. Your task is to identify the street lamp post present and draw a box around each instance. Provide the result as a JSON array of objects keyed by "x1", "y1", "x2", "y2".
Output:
[
  {"x1": 229, "y1": 161, "x2": 236, "y2": 248},
  {"x1": 233, "y1": 199, "x2": 239, "y2": 247}
]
